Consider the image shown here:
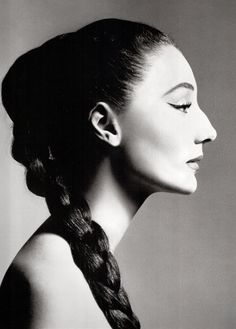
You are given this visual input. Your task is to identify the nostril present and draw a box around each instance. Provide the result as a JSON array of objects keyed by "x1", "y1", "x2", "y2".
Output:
[
  {"x1": 203, "y1": 138, "x2": 212, "y2": 144},
  {"x1": 203, "y1": 129, "x2": 217, "y2": 144}
]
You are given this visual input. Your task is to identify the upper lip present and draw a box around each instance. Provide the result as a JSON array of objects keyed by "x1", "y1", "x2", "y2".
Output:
[{"x1": 187, "y1": 155, "x2": 203, "y2": 163}]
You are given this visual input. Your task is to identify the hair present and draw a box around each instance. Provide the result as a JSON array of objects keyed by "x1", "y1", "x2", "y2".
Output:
[{"x1": 2, "y1": 18, "x2": 174, "y2": 329}]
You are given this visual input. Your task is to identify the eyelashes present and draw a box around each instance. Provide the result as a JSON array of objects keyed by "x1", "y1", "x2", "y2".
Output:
[{"x1": 168, "y1": 102, "x2": 192, "y2": 113}]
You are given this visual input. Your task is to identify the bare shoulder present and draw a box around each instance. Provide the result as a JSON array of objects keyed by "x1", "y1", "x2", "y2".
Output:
[{"x1": 0, "y1": 231, "x2": 110, "y2": 329}]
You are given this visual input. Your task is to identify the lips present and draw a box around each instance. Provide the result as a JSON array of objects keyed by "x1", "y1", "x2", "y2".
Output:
[{"x1": 186, "y1": 155, "x2": 203, "y2": 171}]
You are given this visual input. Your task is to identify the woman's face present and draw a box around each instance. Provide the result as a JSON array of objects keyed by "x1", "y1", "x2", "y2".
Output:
[{"x1": 118, "y1": 45, "x2": 217, "y2": 195}]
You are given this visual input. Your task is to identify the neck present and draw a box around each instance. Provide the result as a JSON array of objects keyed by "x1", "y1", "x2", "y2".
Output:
[{"x1": 82, "y1": 158, "x2": 146, "y2": 251}]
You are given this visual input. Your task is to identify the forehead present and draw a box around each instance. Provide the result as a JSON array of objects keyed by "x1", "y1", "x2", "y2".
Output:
[{"x1": 136, "y1": 45, "x2": 197, "y2": 96}]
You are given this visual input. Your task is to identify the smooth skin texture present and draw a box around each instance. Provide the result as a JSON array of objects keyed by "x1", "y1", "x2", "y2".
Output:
[
  {"x1": 0, "y1": 45, "x2": 217, "y2": 329},
  {"x1": 117, "y1": 45, "x2": 217, "y2": 196}
]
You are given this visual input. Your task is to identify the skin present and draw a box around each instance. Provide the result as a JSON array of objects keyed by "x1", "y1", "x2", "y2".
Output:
[
  {"x1": 117, "y1": 45, "x2": 217, "y2": 196},
  {"x1": 88, "y1": 45, "x2": 217, "y2": 250},
  {"x1": 0, "y1": 45, "x2": 217, "y2": 329}
]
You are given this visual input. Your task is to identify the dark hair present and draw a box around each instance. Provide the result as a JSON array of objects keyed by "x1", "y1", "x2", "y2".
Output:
[{"x1": 2, "y1": 18, "x2": 174, "y2": 329}]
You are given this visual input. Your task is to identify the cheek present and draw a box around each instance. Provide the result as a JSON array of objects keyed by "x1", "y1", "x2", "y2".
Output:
[
  {"x1": 121, "y1": 118, "x2": 180, "y2": 183},
  {"x1": 122, "y1": 112, "x2": 183, "y2": 168},
  {"x1": 120, "y1": 114, "x2": 195, "y2": 193}
]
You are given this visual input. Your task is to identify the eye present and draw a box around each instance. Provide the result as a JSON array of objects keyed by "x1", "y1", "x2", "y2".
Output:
[{"x1": 168, "y1": 102, "x2": 192, "y2": 113}]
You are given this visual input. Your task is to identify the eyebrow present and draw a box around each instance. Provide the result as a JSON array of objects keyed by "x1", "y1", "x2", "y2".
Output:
[{"x1": 163, "y1": 82, "x2": 194, "y2": 96}]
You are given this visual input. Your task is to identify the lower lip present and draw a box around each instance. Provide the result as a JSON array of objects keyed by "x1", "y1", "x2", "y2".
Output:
[{"x1": 187, "y1": 162, "x2": 199, "y2": 171}]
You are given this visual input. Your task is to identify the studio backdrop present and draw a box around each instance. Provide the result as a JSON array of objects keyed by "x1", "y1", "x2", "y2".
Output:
[{"x1": 0, "y1": 1, "x2": 235, "y2": 328}]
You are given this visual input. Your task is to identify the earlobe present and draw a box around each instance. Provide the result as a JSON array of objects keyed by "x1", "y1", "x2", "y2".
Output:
[{"x1": 88, "y1": 102, "x2": 122, "y2": 147}]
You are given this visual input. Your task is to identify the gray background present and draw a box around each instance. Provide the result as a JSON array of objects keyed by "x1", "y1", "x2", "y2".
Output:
[{"x1": 0, "y1": 1, "x2": 235, "y2": 328}]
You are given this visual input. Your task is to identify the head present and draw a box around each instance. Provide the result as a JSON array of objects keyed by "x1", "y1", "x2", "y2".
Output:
[
  {"x1": 2, "y1": 19, "x2": 216, "y2": 200},
  {"x1": 1, "y1": 18, "x2": 216, "y2": 329},
  {"x1": 116, "y1": 46, "x2": 217, "y2": 197},
  {"x1": 2, "y1": 18, "x2": 174, "y2": 197}
]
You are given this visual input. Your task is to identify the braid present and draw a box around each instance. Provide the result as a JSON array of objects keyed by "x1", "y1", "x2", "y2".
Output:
[
  {"x1": 3, "y1": 18, "x2": 174, "y2": 329},
  {"x1": 25, "y1": 152, "x2": 140, "y2": 329}
]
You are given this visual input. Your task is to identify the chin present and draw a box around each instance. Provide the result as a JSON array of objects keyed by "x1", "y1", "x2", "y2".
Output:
[
  {"x1": 128, "y1": 168, "x2": 199, "y2": 198},
  {"x1": 178, "y1": 184, "x2": 197, "y2": 195},
  {"x1": 172, "y1": 176, "x2": 198, "y2": 195},
  {"x1": 150, "y1": 174, "x2": 198, "y2": 195}
]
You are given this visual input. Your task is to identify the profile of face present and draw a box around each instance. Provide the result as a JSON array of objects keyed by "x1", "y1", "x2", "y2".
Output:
[{"x1": 117, "y1": 45, "x2": 217, "y2": 195}]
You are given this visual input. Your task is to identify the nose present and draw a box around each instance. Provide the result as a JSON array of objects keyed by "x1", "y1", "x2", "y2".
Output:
[{"x1": 195, "y1": 108, "x2": 217, "y2": 144}]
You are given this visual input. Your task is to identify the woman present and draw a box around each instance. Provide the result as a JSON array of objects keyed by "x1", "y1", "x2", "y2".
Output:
[{"x1": 0, "y1": 18, "x2": 217, "y2": 329}]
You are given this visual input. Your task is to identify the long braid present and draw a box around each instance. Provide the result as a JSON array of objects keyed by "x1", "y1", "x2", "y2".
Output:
[
  {"x1": 3, "y1": 18, "x2": 175, "y2": 329},
  {"x1": 25, "y1": 151, "x2": 140, "y2": 329}
]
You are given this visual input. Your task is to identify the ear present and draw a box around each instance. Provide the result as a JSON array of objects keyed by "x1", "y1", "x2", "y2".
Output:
[{"x1": 88, "y1": 102, "x2": 122, "y2": 147}]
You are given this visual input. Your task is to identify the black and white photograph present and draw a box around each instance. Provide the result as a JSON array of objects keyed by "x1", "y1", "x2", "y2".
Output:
[{"x1": 0, "y1": 1, "x2": 235, "y2": 328}]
